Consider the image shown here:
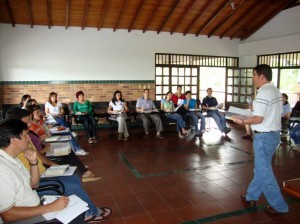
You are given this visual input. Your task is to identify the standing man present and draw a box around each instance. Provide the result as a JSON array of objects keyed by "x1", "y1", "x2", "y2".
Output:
[
  {"x1": 202, "y1": 88, "x2": 231, "y2": 134},
  {"x1": 172, "y1": 85, "x2": 186, "y2": 107},
  {"x1": 233, "y1": 64, "x2": 289, "y2": 214},
  {"x1": 136, "y1": 89, "x2": 164, "y2": 139}
]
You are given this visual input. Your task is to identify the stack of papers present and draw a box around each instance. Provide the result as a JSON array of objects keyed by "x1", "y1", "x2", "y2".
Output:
[
  {"x1": 42, "y1": 165, "x2": 77, "y2": 177},
  {"x1": 49, "y1": 127, "x2": 70, "y2": 134},
  {"x1": 225, "y1": 106, "x2": 252, "y2": 120},
  {"x1": 45, "y1": 115, "x2": 57, "y2": 125},
  {"x1": 45, "y1": 135, "x2": 72, "y2": 143},
  {"x1": 46, "y1": 142, "x2": 71, "y2": 157},
  {"x1": 42, "y1": 195, "x2": 89, "y2": 224}
]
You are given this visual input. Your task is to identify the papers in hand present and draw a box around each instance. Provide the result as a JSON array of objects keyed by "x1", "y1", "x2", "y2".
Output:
[
  {"x1": 177, "y1": 99, "x2": 184, "y2": 106},
  {"x1": 188, "y1": 108, "x2": 201, "y2": 112},
  {"x1": 225, "y1": 106, "x2": 252, "y2": 120},
  {"x1": 140, "y1": 109, "x2": 158, "y2": 113},
  {"x1": 42, "y1": 195, "x2": 89, "y2": 224},
  {"x1": 49, "y1": 127, "x2": 69, "y2": 134},
  {"x1": 46, "y1": 142, "x2": 71, "y2": 157},
  {"x1": 42, "y1": 165, "x2": 77, "y2": 177},
  {"x1": 45, "y1": 115, "x2": 57, "y2": 125},
  {"x1": 174, "y1": 104, "x2": 182, "y2": 112},
  {"x1": 45, "y1": 135, "x2": 72, "y2": 143},
  {"x1": 216, "y1": 103, "x2": 223, "y2": 109}
]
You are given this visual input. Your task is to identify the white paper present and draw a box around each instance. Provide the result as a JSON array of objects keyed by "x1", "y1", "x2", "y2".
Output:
[
  {"x1": 177, "y1": 99, "x2": 184, "y2": 105},
  {"x1": 45, "y1": 115, "x2": 57, "y2": 125},
  {"x1": 46, "y1": 142, "x2": 71, "y2": 157},
  {"x1": 45, "y1": 135, "x2": 71, "y2": 143},
  {"x1": 43, "y1": 195, "x2": 89, "y2": 224},
  {"x1": 50, "y1": 127, "x2": 70, "y2": 134},
  {"x1": 225, "y1": 106, "x2": 252, "y2": 120},
  {"x1": 41, "y1": 166, "x2": 77, "y2": 177}
]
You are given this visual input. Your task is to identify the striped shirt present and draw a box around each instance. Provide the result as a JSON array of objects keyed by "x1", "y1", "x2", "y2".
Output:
[{"x1": 251, "y1": 83, "x2": 282, "y2": 132}]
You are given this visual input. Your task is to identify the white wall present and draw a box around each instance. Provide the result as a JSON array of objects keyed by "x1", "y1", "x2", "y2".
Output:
[
  {"x1": 239, "y1": 5, "x2": 300, "y2": 67},
  {"x1": 0, "y1": 24, "x2": 239, "y2": 81}
]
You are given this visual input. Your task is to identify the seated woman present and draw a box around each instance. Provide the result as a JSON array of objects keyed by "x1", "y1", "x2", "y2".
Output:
[
  {"x1": 20, "y1": 94, "x2": 31, "y2": 109},
  {"x1": 107, "y1": 90, "x2": 130, "y2": 140},
  {"x1": 281, "y1": 93, "x2": 292, "y2": 133},
  {"x1": 73, "y1": 91, "x2": 98, "y2": 144},
  {"x1": 45, "y1": 92, "x2": 69, "y2": 127},
  {"x1": 161, "y1": 91, "x2": 191, "y2": 139}
]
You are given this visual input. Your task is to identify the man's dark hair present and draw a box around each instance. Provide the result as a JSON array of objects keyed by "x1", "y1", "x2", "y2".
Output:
[
  {"x1": 207, "y1": 88, "x2": 212, "y2": 92},
  {"x1": 5, "y1": 107, "x2": 31, "y2": 121},
  {"x1": 185, "y1": 91, "x2": 192, "y2": 95},
  {"x1": 0, "y1": 119, "x2": 28, "y2": 148},
  {"x1": 253, "y1": 64, "x2": 272, "y2": 81},
  {"x1": 177, "y1": 85, "x2": 182, "y2": 89},
  {"x1": 27, "y1": 104, "x2": 41, "y2": 113},
  {"x1": 143, "y1": 88, "x2": 150, "y2": 93}
]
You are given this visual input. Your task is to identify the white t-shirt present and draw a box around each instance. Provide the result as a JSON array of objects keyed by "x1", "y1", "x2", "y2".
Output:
[
  {"x1": 251, "y1": 83, "x2": 282, "y2": 132},
  {"x1": 0, "y1": 150, "x2": 40, "y2": 214},
  {"x1": 45, "y1": 101, "x2": 63, "y2": 115},
  {"x1": 109, "y1": 101, "x2": 125, "y2": 111}
]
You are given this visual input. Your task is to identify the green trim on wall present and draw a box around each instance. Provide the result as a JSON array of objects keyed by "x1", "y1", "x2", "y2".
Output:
[{"x1": 0, "y1": 80, "x2": 155, "y2": 85}]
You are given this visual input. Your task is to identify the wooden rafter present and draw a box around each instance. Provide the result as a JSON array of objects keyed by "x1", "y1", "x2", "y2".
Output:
[
  {"x1": 183, "y1": 0, "x2": 212, "y2": 36},
  {"x1": 4, "y1": 0, "x2": 15, "y2": 27},
  {"x1": 220, "y1": 0, "x2": 257, "y2": 38},
  {"x1": 128, "y1": 0, "x2": 144, "y2": 32},
  {"x1": 46, "y1": 0, "x2": 51, "y2": 29},
  {"x1": 157, "y1": 0, "x2": 180, "y2": 34},
  {"x1": 82, "y1": 0, "x2": 89, "y2": 30},
  {"x1": 142, "y1": 0, "x2": 163, "y2": 33},
  {"x1": 170, "y1": 0, "x2": 195, "y2": 35},
  {"x1": 65, "y1": 0, "x2": 69, "y2": 29},
  {"x1": 208, "y1": 0, "x2": 247, "y2": 38},
  {"x1": 195, "y1": 0, "x2": 229, "y2": 36},
  {"x1": 97, "y1": 0, "x2": 106, "y2": 31},
  {"x1": 114, "y1": 0, "x2": 127, "y2": 32},
  {"x1": 241, "y1": 0, "x2": 293, "y2": 40},
  {"x1": 25, "y1": 0, "x2": 33, "y2": 28}
]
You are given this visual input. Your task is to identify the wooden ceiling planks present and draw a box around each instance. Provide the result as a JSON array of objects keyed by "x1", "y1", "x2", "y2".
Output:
[{"x1": 0, "y1": 0, "x2": 298, "y2": 40}]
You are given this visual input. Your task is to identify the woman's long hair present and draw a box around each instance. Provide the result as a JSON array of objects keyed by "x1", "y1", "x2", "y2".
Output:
[
  {"x1": 48, "y1": 92, "x2": 57, "y2": 104},
  {"x1": 112, "y1": 90, "x2": 124, "y2": 105}
]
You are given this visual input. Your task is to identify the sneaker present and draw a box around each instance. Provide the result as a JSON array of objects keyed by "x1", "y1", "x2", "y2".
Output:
[
  {"x1": 71, "y1": 131, "x2": 77, "y2": 138},
  {"x1": 178, "y1": 133, "x2": 186, "y2": 139},
  {"x1": 224, "y1": 127, "x2": 231, "y2": 135},
  {"x1": 155, "y1": 135, "x2": 165, "y2": 140},
  {"x1": 183, "y1": 129, "x2": 191, "y2": 136},
  {"x1": 76, "y1": 149, "x2": 89, "y2": 156}
]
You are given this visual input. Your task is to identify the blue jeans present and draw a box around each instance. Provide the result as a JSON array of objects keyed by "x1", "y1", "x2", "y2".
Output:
[
  {"x1": 186, "y1": 112, "x2": 206, "y2": 134},
  {"x1": 207, "y1": 110, "x2": 227, "y2": 132},
  {"x1": 167, "y1": 113, "x2": 186, "y2": 132},
  {"x1": 290, "y1": 123, "x2": 300, "y2": 144},
  {"x1": 39, "y1": 175, "x2": 101, "y2": 217},
  {"x1": 246, "y1": 132, "x2": 288, "y2": 213},
  {"x1": 54, "y1": 117, "x2": 69, "y2": 128},
  {"x1": 78, "y1": 114, "x2": 97, "y2": 138}
]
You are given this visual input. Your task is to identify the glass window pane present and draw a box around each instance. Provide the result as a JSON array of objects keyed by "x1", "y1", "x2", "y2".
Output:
[
  {"x1": 156, "y1": 67, "x2": 162, "y2": 75},
  {"x1": 192, "y1": 86, "x2": 197, "y2": 93},
  {"x1": 185, "y1": 77, "x2": 191, "y2": 85},
  {"x1": 234, "y1": 78, "x2": 239, "y2": 85},
  {"x1": 179, "y1": 77, "x2": 184, "y2": 85},
  {"x1": 156, "y1": 86, "x2": 162, "y2": 94},
  {"x1": 186, "y1": 68, "x2": 191, "y2": 75},
  {"x1": 227, "y1": 86, "x2": 232, "y2": 93},
  {"x1": 247, "y1": 87, "x2": 252, "y2": 94},
  {"x1": 172, "y1": 68, "x2": 178, "y2": 76},
  {"x1": 163, "y1": 77, "x2": 169, "y2": 85},
  {"x1": 171, "y1": 86, "x2": 177, "y2": 93},
  {"x1": 247, "y1": 78, "x2": 252, "y2": 86},
  {"x1": 172, "y1": 77, "x2": 178, "y2": 85},
  {"x1": 240, "y1": 78, "x2": 246, "y2": 85},
  {"x1": 234, "y1": 95, "x2": 239, "y2": 102},
  {"x1": 163, "y1": 86, "x2": 169, "y2": 94},
  {"x1": 179, "y1": 68, "x2": 185, "y2": 76},
  {"x1": 240, "y1": 96, "x2": 245, "y2": 103},
  {"x1": 192, "y1": 77, "x2": 197, "y2": 85},
  {"x1": 163, "y1": 67, "x2": 169, "y2": 76},
  {"x1": 227, "y1": 95, "x2": 232, "y2": 102},
  {"x1": 228, "y1": 78, "x2": 233, "y2": 85},
  {"x1": 192, "y1": 68, "x2": 197, "y2": 76},
  {"x1": 156, "y1": 76, "x2": 162, "y2": 85},
  {"x1": 156, "y1": 95, "x2": 162, "y2": 100},
  {"x1": 234, "y1": 87, "x2": 239, "y2": 93}
]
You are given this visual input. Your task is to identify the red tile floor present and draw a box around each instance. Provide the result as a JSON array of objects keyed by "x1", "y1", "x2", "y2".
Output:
[{"x1": 77, "y1": 121, "x2": 300, "y2": 224}]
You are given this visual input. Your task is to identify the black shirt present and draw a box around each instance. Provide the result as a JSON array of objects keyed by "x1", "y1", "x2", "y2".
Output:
[{"x1": 202, "y1": 96, "x2": 218, "y2": 107}]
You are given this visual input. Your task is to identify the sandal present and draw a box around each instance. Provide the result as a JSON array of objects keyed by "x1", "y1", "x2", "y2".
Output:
[
  {"x1": 85, "y1": 215, "x2": 105, "y2": 223},
  {"x1": 98, "y1": 207, "x2": 112, "y2": 218},
  {"x1": 82, "y1": 176, "x2": 101, "y2": 183},
  {"x1": 88, "y1": 138, "x2": 94, "y2": 144}
]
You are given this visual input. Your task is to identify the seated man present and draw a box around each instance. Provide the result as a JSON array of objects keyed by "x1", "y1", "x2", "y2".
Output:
[
  {"x1": 0, "y1": 119, "x2": 71, "y2": 223},
  {"x1": 202, "y1": 88, "x2": 231, "y2": 134},
  {"x1": 183, "y1": 91, "x2": 206, "y2": 136},
  {"x1": 136, "y1": 89, "x2": 164, "y2": 139}
]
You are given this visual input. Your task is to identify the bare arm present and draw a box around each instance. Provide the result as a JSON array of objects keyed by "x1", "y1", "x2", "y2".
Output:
[
  {"x1": 0, "y1": 197, "x2": 69, "y2": 222},
  {"x1": 233, "y1": 116, "x2": 264, "y2": 126},
  {"x1": 107, "y1": 105, "x2": 114, "y2": 114},
  {"x1": 24, "y1": 150, "x2": 40, "y2": 188},
  {"x1": 36, "y1": 151, "x2": 58, "y2": 167}
]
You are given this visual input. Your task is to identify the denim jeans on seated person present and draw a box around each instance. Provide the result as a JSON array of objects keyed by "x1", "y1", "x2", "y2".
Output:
[
  {"x1": 246, "y1": 131, "x2": 288, "y2": 213},
  {"x1": 207, "y1": 110, "x2": 227, "y2": 132},
  {"x1": 290, "y1": 123, "x2": 300, "y2": 145},
  {"x1": 38, "y1": 175, "x2": 101, "y2": 218}
]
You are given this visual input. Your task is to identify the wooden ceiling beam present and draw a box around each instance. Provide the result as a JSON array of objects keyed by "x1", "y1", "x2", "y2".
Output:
[
  {"x1": 220, "y1": 0, "x2": 257, "y2": 38},
  {"x1": 170, "y1": 0, "x2": 195, "y2": 35},
  {"x1": 195, "y1": 0, "x2": 229, "y2": 37},
  {"x1": 46, "y1": 0, "x2": 51, "y2": 29},
  {"x1": 128, "y1": 0, "x2": 144, "y2": 32},
  {"x1": 208, "y1": 0, "x2": 247, "y2": 38},
  {"x1": 81, "y1": 0, "x2": 89, "y2": 30},
  {"x1": 114, "y1": 0, "x2": 127, "y2": 32},
  {"x1": 157, "y1": 0, "x2": 180, "y2": 34},
  {"x1": 183, "y1": 0, "x2": 212, "y2": 36},
  {"x1": 97, "y1": 0, "x2": 106, "y2": 31},
  {"x1": 25, "y1": 0, "x2": 33, "y2": 28},
  {"x1": 4, "y1": 0, "x2": 15, "y2": 27},
  {"x1": 65, "y1": 0, "x2": 69, "y2": 29},
  {"x1": 241, "y1": 0, "x2": 293, "y2": 40},
  {"x1": 142, "y1": 0, "x2": 163, "y2": 33}
]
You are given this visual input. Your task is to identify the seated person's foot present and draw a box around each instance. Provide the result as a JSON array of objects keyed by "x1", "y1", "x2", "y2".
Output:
[
  {"x1": 88, "y1": 138, "x2": 94, "y2": 144},
  {"x1": 182, "y1": 129, "x2": 191, "y2": 136},
  {"x1": 98, "y1": 207, "x2": 112, "y2": 218},
  {"x1": 178, "y1": 132, "x2": 186, "y2": 139},
  {"x1": 223, "y1": 127, "x2": 231, "y2": 135},
  {"x1": 242, "y1": 134, "x2": 252, "y2": 139},
  {"x1": 264, "y1": 205, "x2": 288, "y2": 214},
  {"x1": 76, "y1": 148, "x2": 89, "y2": 156},
  {"x1": 144, "y1": 134, "x2": 150, "y2": 139},
  {"x1": 124, "y1": 136, "x2": 129, "y2": 141},
  {"x1": 92, "y1": 137, "x2": 98, "y2": 143},
  {"x1": 82, "y1": 171, "x2": 101, "y2": 183},
  {"x1": 241, "y1": 194, "x2": 256, "y2": 207},
  {"x1": 118, "y1": 133, "x2": 123, "y2": 140},
  {"x1": 155, "y1": 134, "x2": 165, "y2": 140},
  {"x1": 85, "y1": 215, "x2": 104, "y2": 223}
]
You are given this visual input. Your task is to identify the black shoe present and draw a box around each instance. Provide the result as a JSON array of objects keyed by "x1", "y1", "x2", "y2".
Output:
[
  {"x1": 264, "y1": 205, "x2": 288, "y2": 214},
  {"x1": 241, "y1": 194, "x2": 256, "y2": 207},
  {"x1": 224, "y1": 127, "x2": 231, "y2": 135}
]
